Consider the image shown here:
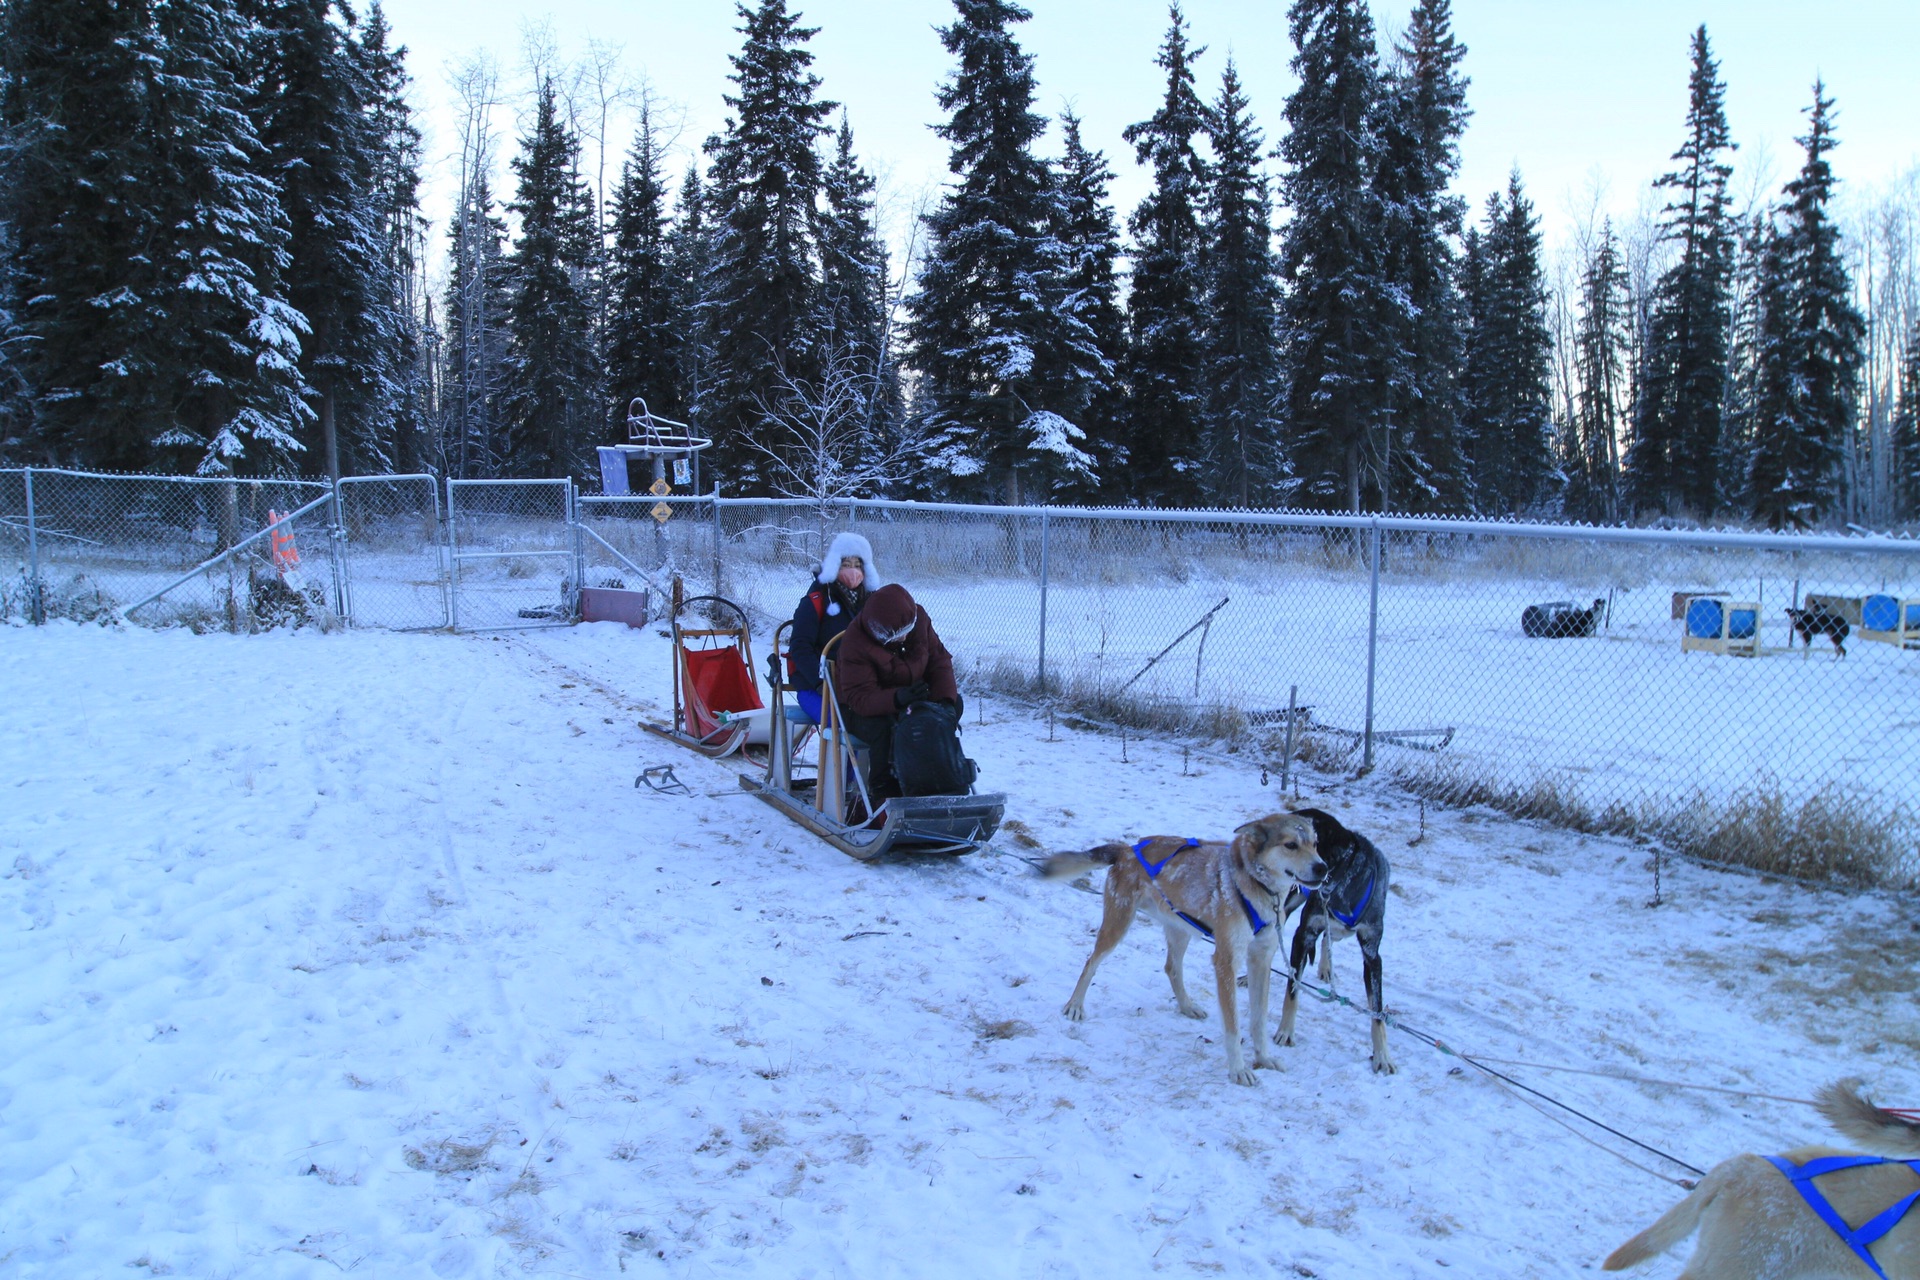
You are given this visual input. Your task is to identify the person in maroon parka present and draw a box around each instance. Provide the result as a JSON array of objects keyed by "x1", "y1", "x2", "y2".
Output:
[{"x1": 833, "y1": 583, "x2": 958, "y2": 797}]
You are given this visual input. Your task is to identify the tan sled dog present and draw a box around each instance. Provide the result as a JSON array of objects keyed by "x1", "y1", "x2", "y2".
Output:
[
  {"x1": 1045, "y1": 814, "x2": 1325, "y2": 1086},
  {"x1": 1604, "y1": 1079, "x2": 1920, "y2": 1278}
]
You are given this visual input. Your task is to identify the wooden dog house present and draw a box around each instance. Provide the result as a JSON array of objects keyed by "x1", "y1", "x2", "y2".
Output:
[
  {"x1": 1681, "y1": 595, "x2": 1761, "y2": 657},
  {"x1": 1860, "y1": 594, "x2": 1920, "y2": 650}
]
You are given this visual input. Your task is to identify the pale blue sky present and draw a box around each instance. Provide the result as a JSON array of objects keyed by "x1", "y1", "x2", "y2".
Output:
[{"x1": 384, "y1": 0, "x2": 1919, "y2": 264}]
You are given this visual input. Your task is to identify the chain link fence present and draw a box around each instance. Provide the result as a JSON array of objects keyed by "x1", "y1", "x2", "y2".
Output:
[
  {"x1": 336, "y1": 475, "x2": 448, "y2": 631},
  {"x1": 6, "y1": 469, "x2": 1917, "y2": 884},
  {"x1": 1, "y1": 468, "x2": 338, "y2": 630}
]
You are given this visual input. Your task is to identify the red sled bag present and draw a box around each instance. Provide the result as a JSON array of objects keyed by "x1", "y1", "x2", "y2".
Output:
[{"x1": 890, "y1": 700, "x2": 977, "y2": 797}]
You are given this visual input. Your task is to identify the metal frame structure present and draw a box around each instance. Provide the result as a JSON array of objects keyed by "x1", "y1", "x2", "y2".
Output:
[{"x1": 446, "y1": 477, "x2": 575, "y2": 632}]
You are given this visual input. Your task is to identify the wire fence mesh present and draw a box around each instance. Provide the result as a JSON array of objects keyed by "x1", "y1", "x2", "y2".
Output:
[
  {"x1": 446, "y1": 478, "x2": 575, "y2": 631},
  {"x1": 6, "y1": 469, "x2": 1918, "y2": 883},
  {"x1": 336, "y1": 475, "x2": 447, "y2": 631},
  {"x1": 2, "y1": 468, "x2": 337, "y2": 630}
]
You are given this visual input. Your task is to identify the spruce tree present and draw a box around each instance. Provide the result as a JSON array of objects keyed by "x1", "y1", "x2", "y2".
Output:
[
  {"x1": 357, "y1": 2, "x2": 430, "y2": 474},
  {"x1": 242, "y1": 0, "x2": 387, "y2": 478},
  {"x1": 1275, "y1": 0, "x2": 1392, "y2": 512},
  {"x1": 1200, "y1": 59, "x2": 1282, "y2": 507},
  {"x1": 1567, "y1": 219, "x2": 1628, "y2": 521},
  {"x1": 3, "y1": 0, "x2": 168, "y2": 467},
  {"x1": 1627, "y1": 25, "x2": 1736, "y2": 518},
  {"x1": 1747, "y1": 85, "x2": 1865, "y2": 530},
  {"x1": 703, "y1": 0, "x2": 835, "y2": 488},
  {"x1": 1893, "y1": 318, "x2": 1920, "y2": 520},
  {"x1": 906, "y1": 0, "x2": 1100, "y2": 502},
  {"x1": 1374, "y1": 0, "x2": 1471, "y2": 513},
  {"x1": 503, "y1": 79, "x2": 601, "y2": 478},
  {"x1": 442, "y1": 170, "x2": 512, "y2": 477},
  {"x1": 604, "y1": 109, "x2": 684, "y2": 428},
  {"x1": 818, "y1": 113, "x2": 888, "y2": 377},
  {"x1": 1051, "y1": 110, "x2": 1129, "y2": 500},
  {"x1": 669, "y1": 164, "x2": 716, "y2": 450},
  {"x1": 6, "y1": 0, "x2": 311, "y2": 472},
  {"x1": 1461, "y1": 175, "x2": 1554, "y2": 514},
  {"x1": 1123, "y1": 4, "x2": 1210, "y2": 504}
]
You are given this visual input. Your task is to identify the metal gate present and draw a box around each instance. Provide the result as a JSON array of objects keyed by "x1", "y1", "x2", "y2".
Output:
[
  {"x1": 446, "y1": 478, "x2": 577, "y2": 631},
  {"x1": 336, "y1": 474, "x2": 450, "y2": 630}
]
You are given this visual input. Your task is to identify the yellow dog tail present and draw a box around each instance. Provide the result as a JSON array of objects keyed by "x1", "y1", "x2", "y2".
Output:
[
  {"x1": 1039, "y1": 843, "x2": 1128, "y2": 880},
  {"x1": 1818, "y1": 1078, "x2": 1920, "y2": 1157},
  {"x1": 1602, "y1": 1165, "x2": 1726, "y2": 1271}
]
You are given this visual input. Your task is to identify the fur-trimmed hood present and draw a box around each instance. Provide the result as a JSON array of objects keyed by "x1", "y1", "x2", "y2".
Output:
[{"x1": 817, "y1": 531, "x2": 883, "y2": 589}]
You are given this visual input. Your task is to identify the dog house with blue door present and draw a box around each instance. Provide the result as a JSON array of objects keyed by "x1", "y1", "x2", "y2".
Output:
[
  {"x1": 1682, "y1": 595, "x2": 1761, "y2": 656},
  {"x1": 1860, "y1": 594, "x2": 1920, "y2": 650}
]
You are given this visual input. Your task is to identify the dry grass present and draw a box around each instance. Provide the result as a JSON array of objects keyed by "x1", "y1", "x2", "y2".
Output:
[
  {"x1": 972, "y1": 656, "x2": 1248, "y2": 742},
  {"x1": 1397, "y1": 756, "x2": 1918, "y2": 891}
]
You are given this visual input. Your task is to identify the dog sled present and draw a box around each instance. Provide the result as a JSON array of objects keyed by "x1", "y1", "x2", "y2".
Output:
[
  {"x1": 738, "y1": 622, "x2": 1005, "y2": 860},
  {"x1": 640, "y1": 590, "x2": 768, "y2": 758},
  {"x1": 641, "y1": 589, "x2": 1003, "y2": 859}
]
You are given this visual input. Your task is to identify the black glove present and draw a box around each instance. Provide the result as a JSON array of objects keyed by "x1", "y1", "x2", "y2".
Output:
[{"x1": 893, "y1": 681, "x2": 932, "y2": 708}]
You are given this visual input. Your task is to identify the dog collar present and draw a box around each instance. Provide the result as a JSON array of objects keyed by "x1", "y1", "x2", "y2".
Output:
[
  {"x1": 1302, "y1": 871, "x2": 1374, "y2": 930},
  {"x1": 1764, "y1": 1154, "x2": 1920, "y2": 1280}
]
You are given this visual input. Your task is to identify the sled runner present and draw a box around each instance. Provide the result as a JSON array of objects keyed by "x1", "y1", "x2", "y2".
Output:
[
  {"x1": 641, "y1": 589, "x2": 767, "y2": 758},
  {"x1": 739, "y1": 622, "x2": 1004, "y2": 861}
]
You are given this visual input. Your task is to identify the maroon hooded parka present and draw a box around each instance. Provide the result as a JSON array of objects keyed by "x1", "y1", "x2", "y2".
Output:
[{"x1": 834, "y1": 583, "x2": 958, "y2": 718}]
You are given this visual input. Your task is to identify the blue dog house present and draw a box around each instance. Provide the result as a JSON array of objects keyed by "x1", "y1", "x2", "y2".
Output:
[
  {"x1": 1861, "y1": 593, "x2": 1920, "y2": 650},
  {"x1": 1682, "y1": 595, "x2": 1760, "y2": 656}
]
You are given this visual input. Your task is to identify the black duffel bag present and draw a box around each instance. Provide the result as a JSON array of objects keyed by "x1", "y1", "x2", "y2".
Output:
[{"x1": 890, "y1": 699, "x2": 978, "y2": 797}]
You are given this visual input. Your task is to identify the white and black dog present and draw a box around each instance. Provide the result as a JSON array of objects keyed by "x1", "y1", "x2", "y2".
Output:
[
  {"x1": 1785, "y1": 604, "x2": 1849, "y2": 658},
  {"x1": 1274, "y1": 807, "x2": 1395, "y2": 1074}
]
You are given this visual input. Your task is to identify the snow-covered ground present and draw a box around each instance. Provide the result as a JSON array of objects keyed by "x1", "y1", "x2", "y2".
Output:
[{"x1": 4, "y1": 621, "x2": 1917, "y2": 1278}]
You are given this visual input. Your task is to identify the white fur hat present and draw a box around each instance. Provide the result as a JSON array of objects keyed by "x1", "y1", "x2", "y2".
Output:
[{"x1": 817, "y1": 531, "x2": 883, "y2": 589}]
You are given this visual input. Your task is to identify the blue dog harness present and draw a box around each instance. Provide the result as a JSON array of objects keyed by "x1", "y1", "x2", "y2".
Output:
[
  {"x1": 1300, "y1": 872, "x2": 1375, "y2": 929},
  {"x1": 1763, "y1": 1153, "x2": 1920, "y2": 1280},
  {"x1": 1132, "y1": 838, "x2": 1270, "y2": 939}
]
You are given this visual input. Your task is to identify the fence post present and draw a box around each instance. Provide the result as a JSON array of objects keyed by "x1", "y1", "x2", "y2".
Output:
[
  {"x1": 569, "y1": 480, "x2": 584, "y2": 620},
  {"x1": 1363, "y1": 517, "x2": 1381, "y2": 771},
  {"x1": 327, "y1": 480, "x2": 349, "y2": 626},
  {"x1": 24, "y1": 466, "x2": 44, "y2": 625},
  {"x1": 1037, "y1": 510, "x2": 1050, "y2": 695},
  {"x1": 711, "y1": 483, "x2": 722, "y2": 597}
]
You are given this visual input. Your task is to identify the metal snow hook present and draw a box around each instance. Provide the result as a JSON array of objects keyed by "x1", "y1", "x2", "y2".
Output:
[{"x1": 636, "y1": 764, "x2": 694, "y2": 796}]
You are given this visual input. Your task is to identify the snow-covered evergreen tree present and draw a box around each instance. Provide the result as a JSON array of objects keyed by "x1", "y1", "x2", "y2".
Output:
[
  {"x1": 1275, "y1": 0, "x2": 1392, "y2": 512},
  {"x1": 1049, "y1": 110, "x2": 1129, "y2": 501},
  {"x1": 503, "y1": 79, "x2": 601, "y2": 478},
  {"x1": 818, "y1": 114, "x2": 887, "y2": 380},
  {"x1": 1461, "y1": 175, "x2": 1554, "y2": 514},
  {"x1": 1893, "y1": 318, "x2": 1920, "y2": 521},
  {"x1": 1627, "y1": 25, "x2": 1736, "y2": 518},
  {"x1": 1200, "y1": 59, "x2": 1282, "y2": 508},
  {"x1": 1123, "y1": 4, "x2": 1210, "y2": 505},
  {"x1": 1374, "y1": 0, "x2": 1471, "y2": 513},
  {"x1": 669, "y1": 164, "x2": 716, "y2": 453},
  {"x1": 4, "y1": 0, "x2": 306, "y2": 473},
  {"x1": 242, "y1": 0, "x2": 388, "y2": 478},
  {"x1": 906, "y1": 0, "x2": 1100, "y2": 502},
  {"x1": 356, "y1": 2, "x2": 430, "y2": 475},
  {"x1": 1747, "y1": 85, "x2": 1865, "y2": 530},
  {"x1": 442, "y1": 170, "x2": 512, "y2": 477},
  {"x1": 703, "y1": 0, "x2": 835, "y2": 489},
  {"x1": 1566, "y1": 219, "x2": 1628, "y2": 522},
  {"x1": 1, "y1": 0, "x2": 162, "y2": 467},
  {"x1": 604, "y1": 109, "x2": 684, "y2": 428}
]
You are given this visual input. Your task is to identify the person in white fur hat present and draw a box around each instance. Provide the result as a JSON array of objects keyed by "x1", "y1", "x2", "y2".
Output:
[{"x1": 787, "y1": 531, "x2": 879, "y2": 723}]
